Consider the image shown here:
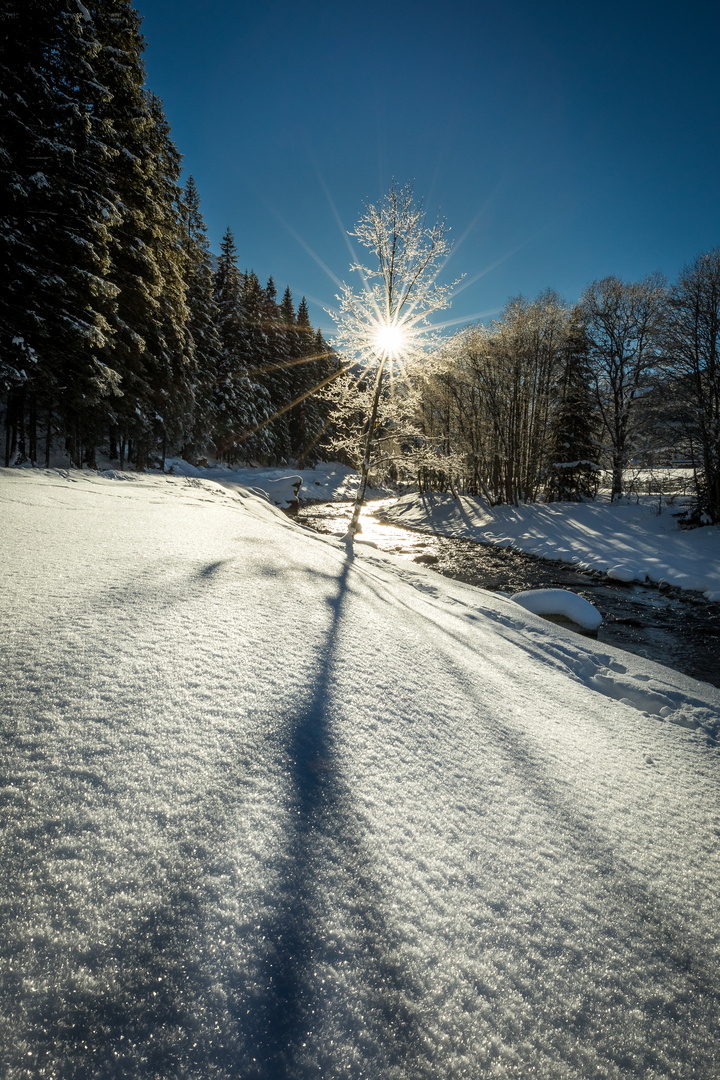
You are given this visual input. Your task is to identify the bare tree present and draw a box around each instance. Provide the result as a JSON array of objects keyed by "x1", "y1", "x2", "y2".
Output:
[
  {"x1": 417, "y1": 291, "x2": 577, "y2": 504},
  {"x1": 665, "y1": 248, "x2": 720, "y2": 522},
  {"x1": 580, "y1": 273, "x2": 667, "y2": 500},
  {"x1": 326, "y1": 181, "x2": 460, "y2": 540}
]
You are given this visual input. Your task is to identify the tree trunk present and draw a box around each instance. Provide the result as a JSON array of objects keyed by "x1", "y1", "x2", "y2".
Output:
[
  {"x1": 5, "y1": 391, "x2": 16, "y2": 467},
  {"x1": 28, "y1": 393, "x2": 37, "y2": 465},
  {"x1": 44, "y1": 400, "x2": 53, "y2": 468},
  {"x1": 16, "y1": 387, "x2": 27, "y2": 463},
  {"x1": 347, "y1": 360, "x2": 385, "y2": 539}
]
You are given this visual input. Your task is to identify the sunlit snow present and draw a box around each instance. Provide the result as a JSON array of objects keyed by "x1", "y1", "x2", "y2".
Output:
[
  {"x1": 512, "y1": 588, "x2": 603, "y2": 632},
  {"x1": 384, "y1": 491, "x2": 720, "y2": 601},
  {"x1": 2, "y1": 468, "x2": 719, "y2": 1079}
]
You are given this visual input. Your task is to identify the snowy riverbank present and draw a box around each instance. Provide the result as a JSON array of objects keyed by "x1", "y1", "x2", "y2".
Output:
[
  {"x1": 164, "y1": 458, "x2": 392, "y2": 508},
  {"x1": 383, "y1": 491, "x2": 720, "y2": 602},
  {"x1": 2, "y1": 468, "x2": 720, "y2": 1079}
]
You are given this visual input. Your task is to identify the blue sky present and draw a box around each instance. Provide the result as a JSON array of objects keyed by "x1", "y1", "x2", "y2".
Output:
[{"x1": 138, "y1": 0, "x2": 720, "y2": 336}]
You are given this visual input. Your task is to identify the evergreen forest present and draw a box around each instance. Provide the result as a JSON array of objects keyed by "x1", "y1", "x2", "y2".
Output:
[{"x1": 0, "y1": 0, "x2": 338, "y2": 473}]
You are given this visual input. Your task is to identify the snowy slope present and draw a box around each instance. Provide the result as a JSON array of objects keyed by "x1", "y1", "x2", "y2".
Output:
[
  {"x1": 165, "y1": 459, "x2": 391, "y2": 508},
  {"x1": 383, "y1": 492, "x2": 720, "y2": 600},
  {"x1": 2, "y1": 468, "x2": 720, "y2": 1080}
]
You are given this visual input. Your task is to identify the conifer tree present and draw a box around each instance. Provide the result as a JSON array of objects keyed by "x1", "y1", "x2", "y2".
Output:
[
  {"x1": 180, "y1": 175, "x2": 221, "y2": 462},
  {"x1": 237, "y1": 270, "x2": 274, "y2": 461},
  {"x1": 0, "y1": 0, "x2": 121, "y2": 465},
  {"x1": 212, "y1": 234, "x2": 272, "y2": 462},
  {"x1": 88, "y1": 0, "x2": 190, "y2": 470},
  {"x1": 260, "y1": 277, "x2": 291, "y2": 461},
  {"x1": 545, "y1": 313, "x2": 600, "y2": 501},
  {"x1": 288, "y1": 297, "x2": 316, "y2": 459}
]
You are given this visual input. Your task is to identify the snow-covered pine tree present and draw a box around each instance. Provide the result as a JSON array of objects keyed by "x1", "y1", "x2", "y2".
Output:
[
  {"x1": 0, "y1": 0, "x2": 121, "y2": 466},
  {"x1": 545, "y1": 311, "x2": 600, "y2": 501},
  {"x1": 179, "y1": 175, "x2": 221, "y2": 462},
  {"x1": 212, "y1": 234, "x2": 272, "y2": 463},
  {"x1": 88, "y1": 0, "x2": 190, "y2": 470},
  {"x1": 140, "y1": 93, "x2": 192, "y2": 469},
  {"x1": 296, "y1": 326, "x2": 339, "y2": 466},
  {"x1": 287, "y1": 296, "x2": 316, "y2": 460},
  {"x1": 259, "y1": 276, "x2": 292, "y2": 461},
  {"x1": 236, "y1": 270, "x2": 274, "y2": 461}
]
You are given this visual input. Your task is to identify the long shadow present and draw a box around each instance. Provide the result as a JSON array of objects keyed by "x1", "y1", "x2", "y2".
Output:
[
  {"x1": 425, "y1": 636, "x2": 720, "y2": 1076},
  {"x1": 236, "y1": 554, "x2": 430, "y2": 1079},
  {"x1": 5, "y1": 552, "x2": 428, "y2": 1079}
]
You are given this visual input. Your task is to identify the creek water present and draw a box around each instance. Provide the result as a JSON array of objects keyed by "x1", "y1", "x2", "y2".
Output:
[{"x1": 298, "y1": 498, "x2": 720, "y2": 690}]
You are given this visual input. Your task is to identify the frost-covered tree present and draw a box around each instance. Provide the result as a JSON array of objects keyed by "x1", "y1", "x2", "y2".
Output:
[{"x1": 326, "y1": 181, "x2": 459, "y2": 539}]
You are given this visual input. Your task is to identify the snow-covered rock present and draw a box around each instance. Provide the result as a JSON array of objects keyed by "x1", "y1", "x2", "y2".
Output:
[{"x1": 512, "y1": 588, "x2": 603, "y2": 631}]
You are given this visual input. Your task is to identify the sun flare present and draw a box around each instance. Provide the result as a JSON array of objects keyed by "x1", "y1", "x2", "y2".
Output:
[{"x1": 373, "y1": 322, "x2": 406, "y2": 357}]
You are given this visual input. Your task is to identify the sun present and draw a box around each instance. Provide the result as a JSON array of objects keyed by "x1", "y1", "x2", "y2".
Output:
[{"x1": 373, "y1": 321, "x2": 406, "y2": 358}]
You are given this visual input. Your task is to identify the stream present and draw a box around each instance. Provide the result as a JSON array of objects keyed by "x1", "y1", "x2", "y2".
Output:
[{"x1": 298, "y1": 498, "x2": 720, "y2": 690}]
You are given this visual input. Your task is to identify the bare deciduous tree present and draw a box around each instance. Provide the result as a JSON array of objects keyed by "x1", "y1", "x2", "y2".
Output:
[
  {"x1": 580, "y1": 273, "x2": 667, "y2": 500},
  {"x1": 665, "y1": 248, "x2": 720, "y2": 522}
]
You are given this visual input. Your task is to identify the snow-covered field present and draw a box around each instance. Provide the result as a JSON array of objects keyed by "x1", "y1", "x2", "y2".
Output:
[
  {"x1": 2, "y1": 468, "x2": 720, "y2": 1079},
  {"x1": 383, "y1": 492, "x2": 720, "y2": 601}
]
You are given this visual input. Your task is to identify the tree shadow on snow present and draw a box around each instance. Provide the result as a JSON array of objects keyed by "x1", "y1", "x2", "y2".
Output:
[
  {"x1": 429, "y1": 644, "x2": 720, "y2": 1077},
  {"x1": 235, "y1": 552, "x2": 431, "y2": 1079}
]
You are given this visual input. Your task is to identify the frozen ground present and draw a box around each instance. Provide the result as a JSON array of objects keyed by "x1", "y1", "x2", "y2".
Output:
[
  {"x1": 383, "y1": 492, "x2": 720, "y2": 601},
  {"x1": 2, "y1": 468, "x2": 720, "y2": 1079}
]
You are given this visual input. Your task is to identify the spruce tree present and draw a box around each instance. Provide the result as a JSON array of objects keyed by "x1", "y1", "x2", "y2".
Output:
[
  {"x1": 545, "y1": 313, "x2": 600, "y2": 501},
  {"x1": 236, "y1": 270, "x2": 274, "y2": 461},
  {"x1": 260, "y1": 276, "x2": 291, "y2": 461},
  {"x1": 180, "y1": 176, "x2": 221, "y2": 462},
  {"x1": 212, "y1": 234, "x2": 272, "y2": 462},
  {"x1": 88, "y1": 0, "x2": 190, "y2": 470},
  {"x1": 0, "y1": 0, "x2": 120, "y2": 465}
]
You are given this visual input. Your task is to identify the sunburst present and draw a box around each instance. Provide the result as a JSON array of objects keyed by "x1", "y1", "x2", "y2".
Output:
[{"x1": 372, "y1": 321, "x2": 408, "y2": 360}]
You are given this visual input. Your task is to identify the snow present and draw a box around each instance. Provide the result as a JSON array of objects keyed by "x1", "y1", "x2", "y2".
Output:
[
  {"x1": 2, "y1": 467, "x2": 720, "y2": 1079},
  {"x1": 512, "y1": 588, "x2": 603, "y2": 632},
  {"x1": 383, "y1": 492, "x2": 720, "y2": 601},
  {"x1": 165, "y1": 458, "x2": 390, "y2": 509}
]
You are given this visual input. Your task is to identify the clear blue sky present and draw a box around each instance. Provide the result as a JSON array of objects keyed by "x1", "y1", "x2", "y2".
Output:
[{"x1": 138, "y1": 0, "x2": 720, "y2": 336}]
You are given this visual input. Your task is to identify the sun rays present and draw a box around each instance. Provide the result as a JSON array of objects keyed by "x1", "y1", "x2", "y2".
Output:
[{"x1": 230, "y1": 172, "x2": 530, "y2": 468}]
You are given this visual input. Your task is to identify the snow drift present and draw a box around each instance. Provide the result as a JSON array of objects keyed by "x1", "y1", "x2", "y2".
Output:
[{"x1": 1, "y1": 468, "x2": 719, "y2": 1080}]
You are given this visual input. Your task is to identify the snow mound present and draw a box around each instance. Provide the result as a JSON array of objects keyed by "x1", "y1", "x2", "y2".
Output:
[{"x1": 512, "y1": 588, "x2": 603, "y2": 631}]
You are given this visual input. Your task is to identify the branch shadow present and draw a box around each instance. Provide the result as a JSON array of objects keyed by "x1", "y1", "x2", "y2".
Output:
[{"x1": 6, "y1": 553, "x2": 429, "y2": 1080}]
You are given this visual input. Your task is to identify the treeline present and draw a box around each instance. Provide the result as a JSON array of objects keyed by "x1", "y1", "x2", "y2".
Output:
[
  {"x1": 0, "y1": 0, "x2": 337, "y2": 471},
  {"x1": 413, "y1": 256, "x2": 720, "y2": 522}
]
